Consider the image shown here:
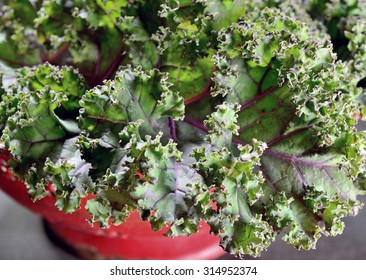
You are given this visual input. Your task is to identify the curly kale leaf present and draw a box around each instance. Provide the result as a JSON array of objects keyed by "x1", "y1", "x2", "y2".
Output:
[
  {"x1": 183, "y1": 8, "x2": 365, "y2": 256},
  {"x1": 1, "y1": 64, "x2": 91, "y2": 211},
  {"x1": 79, "y1": 66, "x2": 184, "y2": 139},
  {"x1": 78, "y1": 68, "x2": 191, "y2": 229}
]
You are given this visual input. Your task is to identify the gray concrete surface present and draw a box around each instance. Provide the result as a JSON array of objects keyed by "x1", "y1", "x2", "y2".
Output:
[
  {"x1": 0, "y1": 189, "x2": 365, "y2": 260},
  {"x1": 0, "y1": 191, "x2": 76, "y2": 260}
]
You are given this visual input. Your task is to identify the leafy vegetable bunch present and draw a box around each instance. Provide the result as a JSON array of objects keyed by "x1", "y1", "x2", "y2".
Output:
[{"x1": 0, "y1": 0, "x2": 365, "y2": 258}]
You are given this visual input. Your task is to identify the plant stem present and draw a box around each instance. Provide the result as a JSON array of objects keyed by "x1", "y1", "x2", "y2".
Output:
[
  {"x1": 43, "y1": 44, "x2": 69, "y2": 64},
  {"x1": 267, "y1": 126, "x2": 311, "y2": 147},
  {"x1": 169, "y1": 117, "x2": 177, "y2": 141},
  {"x1": 239, "y1": 86, "x2": 278, "y2": 111},
  {"x1": 98, "y1": 46, "x2": 125, "y2": 83},
  {"x1": 184, "y1": 67, "x2": 216, "y2": 106},
  {"x1": 183, "y1": 117, "x2": 209, "y2": 133}
]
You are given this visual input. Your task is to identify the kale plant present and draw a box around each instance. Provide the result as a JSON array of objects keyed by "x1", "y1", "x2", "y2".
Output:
[{"x1": 0, "y1": 0, "x2": 365, "y2": 258}]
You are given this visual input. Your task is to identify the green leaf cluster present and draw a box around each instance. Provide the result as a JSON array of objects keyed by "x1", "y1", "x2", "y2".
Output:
[{"x1": 0, "y1": 0, "x2": 365, "y2": 258}]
